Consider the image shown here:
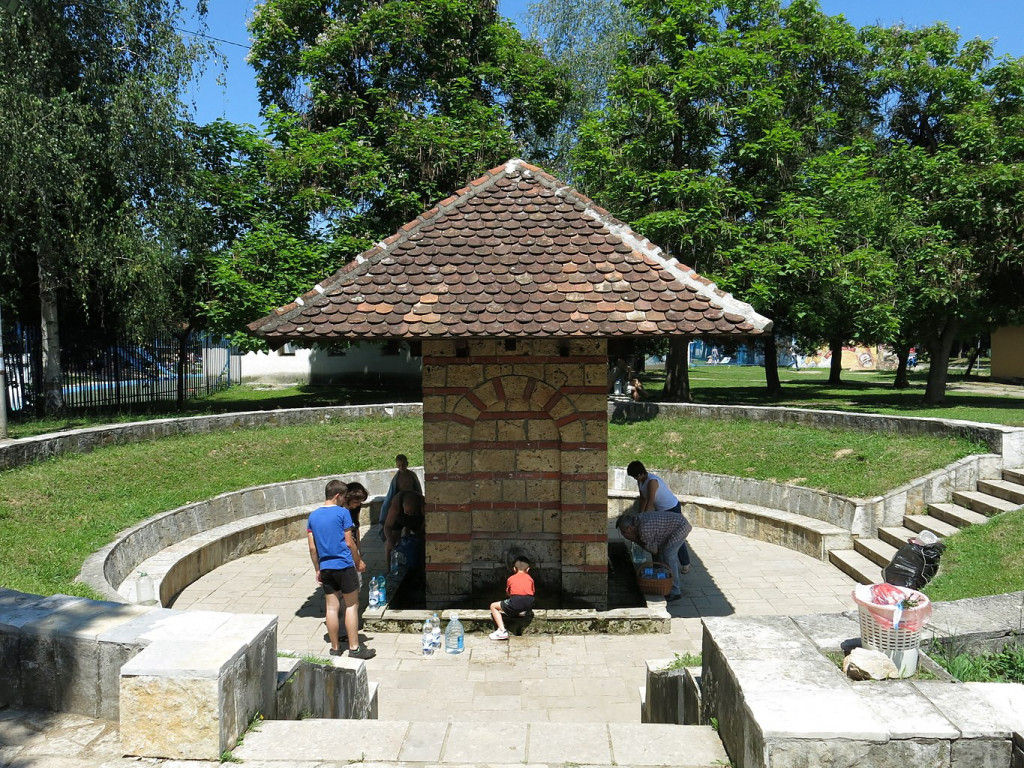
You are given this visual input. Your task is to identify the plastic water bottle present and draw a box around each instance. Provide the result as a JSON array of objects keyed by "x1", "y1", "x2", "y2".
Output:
[
  {"x1": 368, "y1": 576, "x2": 379, "y2": 608},
  {"x1": 377, "y1": 575, "x2": 386, "y2": 606},
  {"x1": 390, "y1": 550, "x2": 400, "y2": 574},
  {"x1": 136, "y1": 572, "x2": 156, "y2": 605},
  {"x1": 430, "y1": 625, "x2": 442, "y2": 655},
  {"x1": 422, "y1": 619, "x2": 434, "y2": 656},
  {"x1": 445, "y1": 613, "x2": 465, "y2": 654}
]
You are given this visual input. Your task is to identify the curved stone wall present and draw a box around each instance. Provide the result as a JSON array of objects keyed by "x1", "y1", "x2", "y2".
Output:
[
  {"x1": 4, "y1": 401, "x2": 1022, "y2": 472},
  {"x1": 610, "y1": 401, "x2": 1024, "y2": 467},
  {"x1": 78, "y1": 468, "x2": 407, "y2": 603},
  {"x1": 0, "y1": 402, "x2": 421, "y2": 471}
]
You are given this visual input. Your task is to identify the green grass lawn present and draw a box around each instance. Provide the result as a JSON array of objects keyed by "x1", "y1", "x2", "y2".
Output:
[
  {"x1": 4, "y1": 382, "x2": 421, "y2": 439},
  {"x1": 925, "y1": 508, "x2": 1024, "y2": 602},
  {"x1": 650, "y1": 365, "x2": 1024, "y2": 427},
  {"x1": 610, "y1": 418, "x2": 982, "y2": 498},
  {"x1": 0, "y1": 417, "x2": 423, "y2": 597}
]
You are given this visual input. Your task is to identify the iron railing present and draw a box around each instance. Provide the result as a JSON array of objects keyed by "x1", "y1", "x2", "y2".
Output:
[{"x1": 1, "y1": 325, "x2": 239, "y2": 416}]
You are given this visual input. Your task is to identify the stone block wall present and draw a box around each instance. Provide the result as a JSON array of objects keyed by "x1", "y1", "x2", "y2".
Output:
[{"x1": 422, "y1": 338, "x2": 608, "y2": 609}]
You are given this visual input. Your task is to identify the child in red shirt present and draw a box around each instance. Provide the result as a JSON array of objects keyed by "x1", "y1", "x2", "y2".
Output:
[{"x1": 489, "y1": 556, "x2": 535, "y2": 641}]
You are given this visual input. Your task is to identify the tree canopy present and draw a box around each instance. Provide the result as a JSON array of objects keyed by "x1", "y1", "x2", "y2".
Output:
[
  {"x1": 0, "y1": 0, "x2": 209, "y2": 411},
  {"x1": 567, "y1": 0, "x2": 1024, "y2": 402}
]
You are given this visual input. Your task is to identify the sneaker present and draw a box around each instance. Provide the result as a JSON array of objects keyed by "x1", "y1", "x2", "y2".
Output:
[
  {"x1": 329, "y1": 648, "x2": 346, "y2": 656},
  {"x1": 489, "y1": 629, "x2": 509, "y2": 641},
  {"x1": 681, "y1": 565, "x2": 691, "y2": 574},
  {"x1": 348, "y1": 645, "x2": 377, "y2": 660}
]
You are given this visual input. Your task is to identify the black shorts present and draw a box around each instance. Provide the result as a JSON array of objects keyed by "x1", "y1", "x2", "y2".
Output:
[
  {"x1": 321, "y1": 567, "x2": 359, "y2": 596},
  {"x1": 501, "y1": 595, "x2": 535, "y2": 616}
]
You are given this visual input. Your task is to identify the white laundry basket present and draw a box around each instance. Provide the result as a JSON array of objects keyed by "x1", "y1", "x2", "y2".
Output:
[{"x1": 853, "y1": 584, "x2": 932, "y2": 677}]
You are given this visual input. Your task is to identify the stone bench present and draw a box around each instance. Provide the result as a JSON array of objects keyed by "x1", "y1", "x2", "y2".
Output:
[
  {"x1": 694, "y1": 591, "x2": 1024, "y2": 768},
  {"x1": 0, "y1": 588, "x2": 376, "y2": 760},
  {"x1": 79, "y1": 469, "x2": 416, "y2": 605}
]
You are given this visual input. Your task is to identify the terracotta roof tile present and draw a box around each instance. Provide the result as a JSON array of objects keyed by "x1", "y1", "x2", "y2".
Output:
[{"x1": 249, "y1": 158, "x2": 772, "y2": 341}]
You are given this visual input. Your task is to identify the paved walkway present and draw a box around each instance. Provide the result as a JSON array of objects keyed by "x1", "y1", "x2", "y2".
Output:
[
  {"x1": 0, "y1": 527, "x2": 855, "y2": 766},
  {"x1": 170, "y1": 525, "x2": 855, "y2": 723}
]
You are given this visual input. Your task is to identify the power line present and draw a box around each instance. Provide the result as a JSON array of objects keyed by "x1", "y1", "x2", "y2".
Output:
[
  {"x1": 173, "y1": 25, "x2": 250, "y2": 51},
  {"x1": 52, "y1": 0, "x2": 253, "y2": 52}
]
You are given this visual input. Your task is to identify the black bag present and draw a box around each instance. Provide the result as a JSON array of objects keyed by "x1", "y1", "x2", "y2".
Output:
[{"x1": 882, "y1": 540, "x2": 945, "y2": 590}]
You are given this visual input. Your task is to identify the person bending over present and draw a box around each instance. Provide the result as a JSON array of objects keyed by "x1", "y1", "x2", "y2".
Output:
[
  {"x1": 616, "y1": 512, "x2": 691, "y2": 603},
  {"x1": 626, "y1": 460, "x2": 692, "y2": 574}
]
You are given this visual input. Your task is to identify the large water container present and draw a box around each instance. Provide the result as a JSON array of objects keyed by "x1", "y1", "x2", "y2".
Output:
[{"x1": 445, "y1": 613, "x2": 465, "y2": 654}]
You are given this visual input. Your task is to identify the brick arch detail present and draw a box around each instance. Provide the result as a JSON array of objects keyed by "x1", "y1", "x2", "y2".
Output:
[{"x1": 420, "y1": 337, "x2": 609, "y2": 609}]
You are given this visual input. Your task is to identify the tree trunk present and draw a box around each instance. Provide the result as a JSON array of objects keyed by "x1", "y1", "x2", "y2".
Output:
[
  {"x1": 663, "y1": 336, "x2": 692, "y2": 402},
  {"x1": 38, "y1": 258, "x2": 64, "y2": 415},
  {"x1": 763, "y1": 335, "x2": 782, "y2": 396},
  {"x1": 893, "y1": 344, "x2": 911, "y2": 389},
  {"x1": 924, "y1": 318, "x2": 961, "y2": 405},
  {"x1": 828, "y1": 337, "x2": 844, "y2": 385},
  {"x1": 963, "y1": 338, "x2": 982, "y2": 379}
]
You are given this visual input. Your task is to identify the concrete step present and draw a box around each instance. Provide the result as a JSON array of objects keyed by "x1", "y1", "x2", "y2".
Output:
[
  {"x1": 926, "y1": 503, "x2": 989, "y2": 529},
  {"x1": 828, "y1": 549, "x2": 880, "y2": 585},
  {"x1": 231, "y1": 719, "x2": 730, "y2": 766},
  {"x1": 1003, "y1": 467, "x2": 1024, "y2": 485},
  {"x1": 951, "y1": 490, "x2": 1020, "y2": 516},
  {"x1": 904, "y1": 515, "x2": 961, "y2": 539},
  {"x1": 854, "y1": 537, "x2": 898, "y2": 568},
  {"x1": 977, "y1": 478, "x2": 1024, "y2": 505},
  {"x1": 877, "y1": 526, "x2": 919, "y2": 549}
]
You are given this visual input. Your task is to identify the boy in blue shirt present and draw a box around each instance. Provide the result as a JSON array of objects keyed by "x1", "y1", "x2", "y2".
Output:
[{"x1": 307, "y1": 480, "x2": 375, "y2": 659}]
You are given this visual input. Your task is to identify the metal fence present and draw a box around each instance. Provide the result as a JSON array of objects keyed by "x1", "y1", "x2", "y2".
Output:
[{"x1": 2, "y1": 325, "x2": 239, "y2": 416}]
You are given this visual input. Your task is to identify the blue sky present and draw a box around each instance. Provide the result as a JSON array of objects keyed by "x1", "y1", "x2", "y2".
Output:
[{"x1": 187, "y1": 0, "x2": 1024, "y2": 128}]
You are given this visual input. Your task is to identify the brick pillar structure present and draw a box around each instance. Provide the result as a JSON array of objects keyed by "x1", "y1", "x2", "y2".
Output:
[{"x1": 422, "y1": 338, "x2": 609, "y2": 610}]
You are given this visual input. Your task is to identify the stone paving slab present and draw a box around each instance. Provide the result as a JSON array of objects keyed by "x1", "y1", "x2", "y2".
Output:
[{"x1": 232, "y1": 719, "x2": 729, "y2": 766}]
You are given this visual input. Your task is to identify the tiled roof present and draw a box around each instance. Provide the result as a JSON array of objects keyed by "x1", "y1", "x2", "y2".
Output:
[{"x1": 248, "y1": 159, "x2": 772, "y2": 341}]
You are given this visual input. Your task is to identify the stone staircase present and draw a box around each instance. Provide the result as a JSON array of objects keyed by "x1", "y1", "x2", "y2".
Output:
[
  {"x1": 829, "y1": 467, "x2": 1024, "y2": 584},
  {"x1": 231, "y1": 718, "x2": 729, "y2": 767}
]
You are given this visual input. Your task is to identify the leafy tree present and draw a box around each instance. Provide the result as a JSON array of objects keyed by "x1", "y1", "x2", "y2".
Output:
[
  {"x1": 525, "y1": 0, "x2": 638, "y2": 175},
  {"x1": 866, "y1": 24, "x2": 1024, "y2": 403},
  {"x1": 0, "y1": 0, "x2": 209, "y2": 413},
  {"x1": 573, "y1": 0, "x2": 873, "y2": 395},
  {"x1": 180, "y1": 115, "x2": 383, "y2": 347},
  {"x1": 246, "y1": 0, "x2": 569, "y2": 244}
]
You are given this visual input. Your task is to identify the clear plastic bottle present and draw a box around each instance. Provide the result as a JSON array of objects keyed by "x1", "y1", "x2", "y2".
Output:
[
  {"x1": 445, "y1": 612, "x2": 465, "y2": 654},
  {"x1": 377, "y1": 575, "x2": 386, "y2": 606},
  {"x1": 430, "y1": 625, "x2": 442, "y2": 655},
  {"x1": 421, "y1": 618, "x2": 434, "y2": 656},
  {"x1": 136, "y1": 572, "x2": 156, "y2": 605},
  {"x1": 368, "y1": 576, "x2": 379, "y2": 608}
]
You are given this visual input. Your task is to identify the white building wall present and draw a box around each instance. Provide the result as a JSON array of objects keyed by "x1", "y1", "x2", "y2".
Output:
[{"x1": 240, "y1": 342, "x2": 422, "y2": 386}]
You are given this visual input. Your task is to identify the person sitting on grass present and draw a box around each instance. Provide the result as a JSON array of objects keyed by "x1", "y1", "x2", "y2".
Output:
[{"x1": 489, "y1": 556, "x2": 535, "y2": 641}]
